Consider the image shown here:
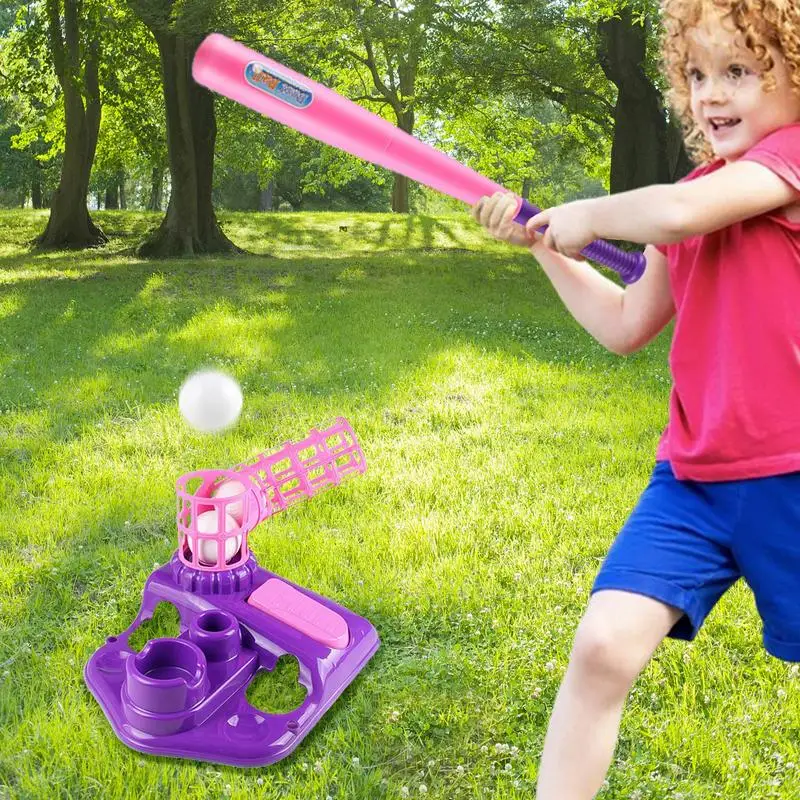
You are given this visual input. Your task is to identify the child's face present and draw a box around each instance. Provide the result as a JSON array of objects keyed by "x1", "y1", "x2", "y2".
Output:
[{"x1": 686, "y1": 18, "x2": 800, "y2": 162}]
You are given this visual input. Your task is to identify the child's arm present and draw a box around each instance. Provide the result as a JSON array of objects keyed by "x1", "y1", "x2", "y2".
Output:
[
  {"x1": 527, "y1": 161, "x2": 800, "y2": 255},
  {"x1": 666, "y1": 160, "x2": 799, "y2": 236},
  {"x1": 472, "y1": 193, "x2": 674, "y2": 355},
  {"x1": 531, "y1": 241, "x2": 674, "y2": 356}
]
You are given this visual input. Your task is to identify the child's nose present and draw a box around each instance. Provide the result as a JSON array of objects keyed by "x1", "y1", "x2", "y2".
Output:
[{"x1": 701, "y1": 76, "x2": 730, "y2": 103}]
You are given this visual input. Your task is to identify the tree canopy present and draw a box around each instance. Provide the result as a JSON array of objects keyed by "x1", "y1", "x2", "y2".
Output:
[{"x1": 0, "y1": 0, "x2": 691, "y2": 252}]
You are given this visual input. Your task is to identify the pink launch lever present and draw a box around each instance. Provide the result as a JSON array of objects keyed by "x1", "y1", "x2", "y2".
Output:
[
  {"x1": 247, "y1": 579, "x2": 350, "y2": 649},
  {"x1": 192, "y1": 34, "x2": 646, "y2": 284}
]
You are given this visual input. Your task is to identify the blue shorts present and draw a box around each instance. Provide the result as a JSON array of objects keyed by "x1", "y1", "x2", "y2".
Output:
[{"x1": 592, "y1": 460, "x2": 800, "y2": 662}]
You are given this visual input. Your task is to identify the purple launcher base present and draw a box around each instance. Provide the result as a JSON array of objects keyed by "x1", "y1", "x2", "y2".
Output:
[{"x1": 84, "y1": 553, "x2": 379, "y2": 767}]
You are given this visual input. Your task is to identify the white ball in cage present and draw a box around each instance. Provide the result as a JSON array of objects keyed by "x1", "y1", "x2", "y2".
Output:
[
  {"x1": 179, "y1": 370, "x2": 242, "y2": 433},
  {"x1": 190, "y1": 509, "x2": 242, "y2": 565},
  {"x1": 210, "y1": 478, "x2": 247, "y2": 524}
]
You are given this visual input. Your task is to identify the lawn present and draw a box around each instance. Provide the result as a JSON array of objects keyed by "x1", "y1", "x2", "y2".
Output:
[{"x1": 0, "y1": 209, "x2": 798, "y2": 799}]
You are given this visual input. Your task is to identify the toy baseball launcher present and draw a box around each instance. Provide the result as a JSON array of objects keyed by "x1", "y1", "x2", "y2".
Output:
[
  {"x1": 84, "y1": 418, "x2": 378, "y2": 767},
  {"x1": 191, "y1": 33, "x2": 645, "y2": 285}
]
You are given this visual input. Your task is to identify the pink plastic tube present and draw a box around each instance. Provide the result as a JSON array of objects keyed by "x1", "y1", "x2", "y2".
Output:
[{"x1": 192, "y1": 34, "x2": 645, "y2": 282}]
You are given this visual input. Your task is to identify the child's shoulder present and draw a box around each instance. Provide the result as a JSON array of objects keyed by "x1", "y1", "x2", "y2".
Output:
[{"x1": 753, "y1": 122, "x2": 800, "y2": 150}]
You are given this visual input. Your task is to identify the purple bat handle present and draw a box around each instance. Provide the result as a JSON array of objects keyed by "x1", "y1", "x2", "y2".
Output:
[{"x1": 513, "y1": 198, "x2": 646, "y2": 284}]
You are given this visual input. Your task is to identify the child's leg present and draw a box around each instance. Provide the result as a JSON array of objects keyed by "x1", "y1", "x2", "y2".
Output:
[{"x1": 535, "y1": 589, "x2": 683, "y2": 800}]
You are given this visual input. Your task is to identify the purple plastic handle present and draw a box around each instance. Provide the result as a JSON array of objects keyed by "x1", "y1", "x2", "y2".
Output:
[{"x1": 514, "y1": 198, "x2": 646, "y2": 284}]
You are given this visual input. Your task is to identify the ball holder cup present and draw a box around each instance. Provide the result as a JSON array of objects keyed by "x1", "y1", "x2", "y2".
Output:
[{"x1": 84, "y1": 418, "x2": 379, "y2": 767}]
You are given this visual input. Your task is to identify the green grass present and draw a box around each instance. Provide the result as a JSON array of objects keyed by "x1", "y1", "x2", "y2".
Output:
[{"x1": 1, "y1": 209, "x2": 799, "y2": 799}]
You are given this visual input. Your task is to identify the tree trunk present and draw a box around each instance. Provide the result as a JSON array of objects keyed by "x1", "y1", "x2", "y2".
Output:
[
  {"x1": 37, "y1": 2, "x2": 106, "y2": 248},
  {"x1": 135, "y1": 29, "x2": 239, "y2": 257},
  {"x1": 391, "y1": 109, "x2": 415, "y2": 212},
  {"x1": 259, "y1": 182, "x2": 274, "y2": 211},
  {"x1": 31, "y1": 180, "x2": 42, "y2": 209},
  {"x1": 666, "y1": 115, "x2": 694, "y2": 181},
  {"x1": 105, "y1": 182, "x2": 119, "y2": 209},
  {"x1": 391, "y1": 175, "x2": 409, "y2": 213},
  {"x1": 105, "y1": 169, "x2": 125, "y2": 209},
  {"x1": 148, "y1": 166, "x2": 164, "y2": 211},
  {"x1": 597, "y1": 8, "x2": 692, "y2": 192}
]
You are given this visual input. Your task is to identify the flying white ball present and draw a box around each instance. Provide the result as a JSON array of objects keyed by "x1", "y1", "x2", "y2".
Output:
[{"x1": 179, "y1": 369, "x2": 243, "y2": 433}]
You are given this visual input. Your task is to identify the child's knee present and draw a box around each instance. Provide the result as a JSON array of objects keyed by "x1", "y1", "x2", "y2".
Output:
[
  {"x1": 569, "y1": 623, "x2": 643, "y2": 690},
  {"x1": 568, "y1": 592, "x2": 679, "y2": 686}
]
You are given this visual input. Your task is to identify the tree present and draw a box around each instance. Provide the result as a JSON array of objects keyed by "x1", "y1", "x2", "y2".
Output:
[
  {"x1": 37, "y1": 0, "x2": 107, "y2": 247},
  {"x1": 90, "y1": 106, "x2": 137, "y2": 208},
  {"x1": 595, "y1": 2, "x2": 692, "y2": 190},
  {"x1": 96, "y1": 2, "x2": 168, "y2": 211},
  {"x1": 436, "y1": 95, "x2": 608, "y2": 209},
  {"x1": 440, "y1": 0, "x2": 692, "y2": 196},
  {"x1": 0, "y1": 100, "x2": 59, "y2": 207},
  {"x1": 282, "y1": 0, "x2": 475, "y2": 213},
  {"x1": 212, "y1": 84, "x2": 389, "y2": 212},
  {"x1": 343, "y1": 0, "x2": 425, "y2": 212},
  {"x1": 128, "y1": 0, "x2": 241, "y2": 257},
  {"x1": 422, "y1": 0, "x2": 622, "y2": 201}
]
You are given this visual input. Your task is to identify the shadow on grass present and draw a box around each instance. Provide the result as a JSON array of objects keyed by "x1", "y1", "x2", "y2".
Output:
[
  {"x1": 0, "y1": 247, "x2": 667, "y2": 427},
  {"x1": 217, "y1": 210, "x2": 478, "y2": 257},
  {"x1": 0, "y1": 210, "x2": 495, "y2": 284}
]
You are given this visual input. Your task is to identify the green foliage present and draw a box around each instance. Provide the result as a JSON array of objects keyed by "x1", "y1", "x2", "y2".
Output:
[
  {"x1": 0, "y1": 0, "x2": 675, "y2": 214},
  {"x1": 213, "y1": 97, "x2": 390, "y2": 210},
  {"x1": 566, "y1": 0, "x2": 667, "y2": 90},
  {"x1": 0, "y1": 3, "x2": 61, "y2": 206},
  {"x1": 98, "y1": 3, "x2": 167, "y2": 174},
  {"x1": 567, "y1": 0, "x2": 659, "y2": 26},
  {"x1": 90, "y1": 106, "x2": 139, "y2": 195},
  {"x1": 0, "y1": 100, "x2": 58, "y2": 207},
  {"x1": 214, "y1": 101, "x2": 282, "y2": 190}
]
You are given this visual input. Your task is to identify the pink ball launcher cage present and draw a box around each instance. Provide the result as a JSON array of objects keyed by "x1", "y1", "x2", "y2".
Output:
[
  {"x1": 192, "y1": 33, "x2": 645, "y2": 284},
  {"x1": 84, "y1": 419, "x2": 379, "y2": 767}
]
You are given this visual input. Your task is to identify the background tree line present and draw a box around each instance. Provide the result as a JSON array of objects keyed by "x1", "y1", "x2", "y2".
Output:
[{"x1": 0, "y1": 0, "x2": 692, "y2": 257}]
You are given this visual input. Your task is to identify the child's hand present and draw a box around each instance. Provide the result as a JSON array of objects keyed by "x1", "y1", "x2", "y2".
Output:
[
  {"x1": 526, "y1": 199, "x2": 599, "y2": 260},
  {"x1": 472, "y1": 192, "x2": 539, "y2": 248}
]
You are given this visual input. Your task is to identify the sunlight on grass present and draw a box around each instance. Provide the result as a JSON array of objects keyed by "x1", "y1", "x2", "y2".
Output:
[
  {"x1": 0, "y1": 290, "x2": 22, "y2": 318},
  {"x1": 1, "y1": 210, "x2": 799, "y2": 799},
  {"x1": 169, "y1": 305, "x2": 291, "y2": 362}
]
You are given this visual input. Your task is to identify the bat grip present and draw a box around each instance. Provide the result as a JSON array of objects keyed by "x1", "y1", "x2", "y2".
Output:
[{"x1": 513, "y1": 198, "x2": 646, "y2": 285}]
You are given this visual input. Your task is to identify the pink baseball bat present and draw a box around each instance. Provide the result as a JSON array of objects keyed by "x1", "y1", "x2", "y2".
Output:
[{"x1": 192, "y1": 34, "x2": 645, "y2": 283}]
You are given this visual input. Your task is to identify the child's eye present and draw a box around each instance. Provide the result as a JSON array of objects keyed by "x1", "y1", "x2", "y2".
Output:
[
  {"x1": 728, "y1": 64, "x2": 749, "y2": 79},
  {"x1": 686, "y1": 67, "x2": 705, "y2": 83}
]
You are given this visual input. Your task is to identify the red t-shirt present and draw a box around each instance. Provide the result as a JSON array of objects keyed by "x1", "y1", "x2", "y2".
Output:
[{"x1": 654, "y1": 123, "x2": 800, "y2": 481}]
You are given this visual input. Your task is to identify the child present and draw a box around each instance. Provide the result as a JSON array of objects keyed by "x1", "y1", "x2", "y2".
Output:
[{"x1": 473, "y1": 1, "x2": 800, "y2": 797}]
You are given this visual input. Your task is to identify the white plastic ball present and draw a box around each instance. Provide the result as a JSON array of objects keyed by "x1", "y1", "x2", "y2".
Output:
[
  {"x1": 179, "y1": 370, "x2": 243, "y2": 434},
  {"x1": 191, "y1": 509, "x2": 242, "y2": 565},
  {"x1": 210, "y1": 478, "x2": 247, "y2": 524}
]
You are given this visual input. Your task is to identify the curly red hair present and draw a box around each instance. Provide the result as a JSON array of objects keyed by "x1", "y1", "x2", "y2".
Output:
[{"x1": 660, "y1": 0, "x2": 800, "y2": 163}]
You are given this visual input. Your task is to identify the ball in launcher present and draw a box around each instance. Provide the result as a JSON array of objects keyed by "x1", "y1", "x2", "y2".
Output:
[
  {"x1": 192, "y1": 509, "x2": 242, "y2": 565},
  {"x1": 179, "y1": 370, "x2": 243, "y2": 433},
  {"x1": 210, "y1": 478, "x2": 247, "y2": 524}
]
